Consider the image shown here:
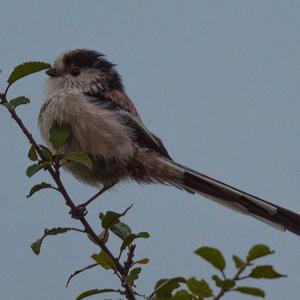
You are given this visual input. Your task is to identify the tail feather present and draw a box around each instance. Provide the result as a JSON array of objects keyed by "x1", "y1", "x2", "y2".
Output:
[{"x1": 160, "y1": 158, "x2": 300, "y2": 236}]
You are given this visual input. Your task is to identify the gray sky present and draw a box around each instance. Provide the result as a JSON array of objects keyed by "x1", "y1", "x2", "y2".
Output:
[{"x1": 0, "y1": 1, "x2": 299, "y2": 299}]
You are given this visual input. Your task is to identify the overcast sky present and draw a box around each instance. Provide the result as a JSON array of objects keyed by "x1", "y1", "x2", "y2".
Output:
[{"x1": 0, "y1": 1, "x2": 299, "y2": 299}]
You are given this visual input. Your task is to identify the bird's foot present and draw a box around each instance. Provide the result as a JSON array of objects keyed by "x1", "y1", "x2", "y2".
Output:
[{"x1": 69, "y1": 204, "x2": 88, "y2": 219}]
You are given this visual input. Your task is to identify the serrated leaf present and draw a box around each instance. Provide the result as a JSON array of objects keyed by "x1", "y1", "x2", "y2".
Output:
[
  {"x1": 76, "y1": 288, "x2": 119, "y2": 300},
  {"x1": 7, "y1": 61, "x2": 50, "y2": 85},
  {"x1": 127, "y1": 267, "x2": 141, "y2": 286},
  {"x1": 232, "y1": 255, "x2": 245, "y2": 269},
  {"x1": 110, "y1": 221, "x2": 132, "y2": 240},
  {"x1": 30, "y1": 227, "x2": 75, "y2": 256},
  {"x1": 247, "y1": 244, "x2": 275, "y2": 262},
  {"x1": 249, "y1": 265, "x2": 286, "y2": 279},
  {"x1": 65, "y1": 151, "x2": 93, "y2": 170},
  {"x1": 135, "y1": 258, "x2": 150, "y2": 265},
  {"x1": 39, "y1": 145, "x2": 53, "y2": 161},
  {"x1": 26, "y1": 163, "x2": 43, "y2": 177},
  {"x1": 120, "y1": 231, "x2": 150, "y2": 251},
  {"x1": 235, "y1": 287, "x2": 265, "y2": 298},
  {"x1": 28, "y1": 146, "x2": 38, "y2": 161},
  {"x1": 186, "y1": 277, "x2": 213, "y2": 297},
  {"x1": 150, "y1": 277, "x2": 186, "y2": 300},
  {"x1": 49, "y1": 124, "x2": 71, "y2": 148},
  {"x1": 26, "y1": 182, "x2": 53, "y2": 198},
  {"x1": 212, "y1": 275, "x2": 235, "y2": 290},
  {"x1": 91, "y1": 251, "x2": 116, "y2": 270},
  {"x1": 173, "y1": 290, "x2": 194, "y2": 300},
  {"x1": 195, "y1": 247, "x2": 226, "y2": 271},
  {"x1": 9, "y1": 96, "x2": 30, "y2": 108}
]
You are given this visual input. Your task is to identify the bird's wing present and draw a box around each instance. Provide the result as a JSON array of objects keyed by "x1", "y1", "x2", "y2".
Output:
[
  {"x1": 86, "y1": 90, "x2": 141, "y2": 119},
  {"x1": 116, "y1": 111, "x2": 171, "y2": 159},
  {"x1": 86, "y1": 90, "x2": 172, "y2": 159}
]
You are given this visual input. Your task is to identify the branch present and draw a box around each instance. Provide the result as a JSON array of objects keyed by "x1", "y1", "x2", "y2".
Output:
[{"x1": 1, "y1": 90, "x2": 136, "y2": 300}]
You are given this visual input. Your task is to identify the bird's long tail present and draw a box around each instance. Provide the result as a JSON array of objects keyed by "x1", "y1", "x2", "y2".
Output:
[{"x1": 155, "y1": 157, "x2": 300, "y2": 236}]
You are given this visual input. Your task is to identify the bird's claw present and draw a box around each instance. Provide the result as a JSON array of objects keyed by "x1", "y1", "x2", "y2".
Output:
[{"x1": 69, "y1": 205, "x2": 88, "y2": 219}]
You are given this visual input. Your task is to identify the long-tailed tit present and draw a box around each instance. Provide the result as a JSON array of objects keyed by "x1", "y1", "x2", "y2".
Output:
[{"x1": 39, "y1": 49, "x2": 300, "y2": 235}]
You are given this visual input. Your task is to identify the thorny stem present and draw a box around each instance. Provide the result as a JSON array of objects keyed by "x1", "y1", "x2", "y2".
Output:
[
  {"x1": 0, "y1": 90, "x2": 136, "y2": 300},
  {"x1": 213, "y1": 262, "x2": 250, "y2": 300}
]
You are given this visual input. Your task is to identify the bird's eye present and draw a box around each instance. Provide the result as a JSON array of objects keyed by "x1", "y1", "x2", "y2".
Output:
[{"x1": 70, "y1": 67, "x2": 81, "y2": 76}]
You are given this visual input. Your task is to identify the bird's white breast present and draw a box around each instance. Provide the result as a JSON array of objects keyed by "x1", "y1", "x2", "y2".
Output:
[{"x1": 39, "y1": 89, "x2": 135, "y2": 162}]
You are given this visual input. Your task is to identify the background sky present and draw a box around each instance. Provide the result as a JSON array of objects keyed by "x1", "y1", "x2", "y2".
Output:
[{"x1": 0, "y1": 1, "x2": 299, "y2": 299}]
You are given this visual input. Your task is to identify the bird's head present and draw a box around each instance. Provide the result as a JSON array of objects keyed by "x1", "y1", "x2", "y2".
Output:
[{"x1": 45, "y1": 49, "x2": 123, "y2": 95}]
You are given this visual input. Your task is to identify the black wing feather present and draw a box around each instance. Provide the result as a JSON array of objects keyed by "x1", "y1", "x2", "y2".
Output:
[{"x1": 86, "y1": 91, "x2": 172, "y2": 159}]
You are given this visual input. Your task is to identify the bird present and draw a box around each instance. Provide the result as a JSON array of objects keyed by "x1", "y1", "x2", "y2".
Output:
[{"x1": 39, "y1": 49, "x2": 300, "y2": 235}]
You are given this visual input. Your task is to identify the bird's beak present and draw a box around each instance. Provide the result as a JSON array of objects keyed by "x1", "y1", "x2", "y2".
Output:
[{"x1": 45, "y1": 67, "x2": 58, "y2": 77}]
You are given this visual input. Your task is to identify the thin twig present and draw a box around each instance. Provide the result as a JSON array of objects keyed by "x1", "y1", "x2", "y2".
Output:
[
  {"x1": 67, "y1": 227, "x2": 87, "y2": 234},
  {"x1": 66, "y1": 263, "x2": 99, "y2": 287},
  {"x1": 213, "y1": 262, "x2": 250, "y2": 300},
  {"x1": 1, "y1": 89, "x2": 136, "y2": 300}
]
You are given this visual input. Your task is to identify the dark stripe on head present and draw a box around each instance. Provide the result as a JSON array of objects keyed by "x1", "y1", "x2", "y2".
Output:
[
  {"x1": 63, "y1": 49, "x2": 115, "y2": 71},
  {"x1": 64, "y1": 49, "x2": 123, "y2": 90}
]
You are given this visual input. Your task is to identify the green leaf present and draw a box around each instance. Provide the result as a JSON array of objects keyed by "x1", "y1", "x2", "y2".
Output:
[
  {"x1": 127, "y1": 267, "x2": 141, "y2": 286},
  {"x1": 120, "y1": 232, "x2": 150, "y2": 251},
  {"x1": 26, "y1": 161, "x2": 50, "y2": 177},
  {"x1": 9, "y1": 96, "x2": 30, "y2": 109},
  {"x1": 76, "y1": 288, "x2": 120, "y2": 300},
  {"x1": 135, "y1": 258, "x2": 150, "y2": 265},
  {"x1": 28, "y1": 146, "x2": 38, "y2": 161},
  {"x1": 45, "y1": 227, "x2": 72, "y2": 235},
  {"x1": 26, "y1": 182, "x2": 53, "y2": 198},
  {"x1": 39, "y1": 145, "x2": 53, "y2": 161},
  {"x1": 30, "y1": 227, "x2": 74, "y2": 255},
  {"x1": 65, "y1": 151, "x2": 93, "y2": 170},
  {"x1": 150, "y1": 277, "x2": 186, "y2": 300},
  {"x1": 7, "y1": 61, "x2": 50, "y2": 85},
  {"x1": 31, "y1": 238, "x2": 43, "y2": 255},
  {"x1": 235, "y1": 287, "x2": 265, "y2": 298},
  {"x1": 102, "y1": 211, "x2": 122, "y2": 229},
  {"x1": 110, "y1": 221, "x2": 132, "y2": 240},
  {"x1": 247, "y1": 244, "x2": 275, "y2": 262},
  {"x1": 195, "y1": 247, "x2": 226, "y2": 271},
  {"x1": 212, "y1": 275, "x2": 235, "y2": 290},
  {"x1": 101, "y1": 204, "x2": 133, "y2": 230},
  {"x1": 26, "y1": 163, "x2": 43, "y2": 177},
  {"x1": 186, "y1": 277, "x2": 213, "y2": 297},
  {"x1": 173, "y1": 290, "x2": 194, "y2": 300},
  {"x1": 232, "y1": 255, "x2": 245, "y2": 269},
  {"x1": 136, "y1": 231, "x2": 150, "y2": 238},
  {"x1": 91, "y1": 251, "x2": 116, "y2": 271},
  {"x1": 249, "y1": 265, "x2": 286, "y2": 279},
  {"x1": 49, "y1": 124, "x2": 71, "y2": 148}
]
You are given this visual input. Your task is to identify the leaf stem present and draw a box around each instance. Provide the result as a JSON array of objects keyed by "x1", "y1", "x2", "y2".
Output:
[{"x1": 213, "y1": 261, "x2": 250, "y2": 300}]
